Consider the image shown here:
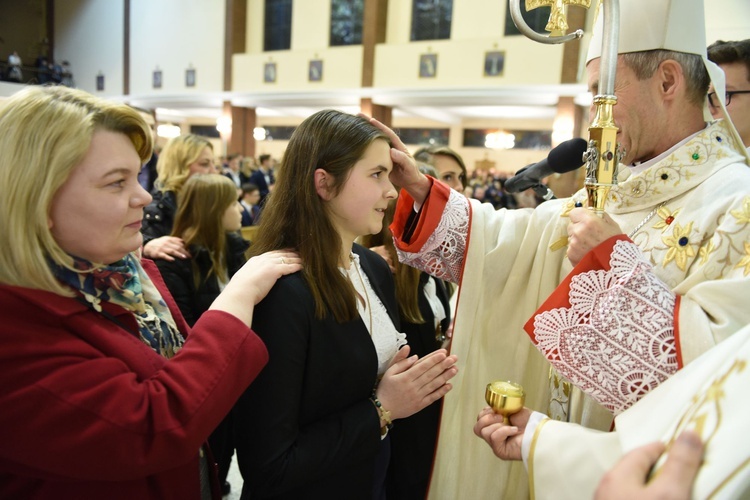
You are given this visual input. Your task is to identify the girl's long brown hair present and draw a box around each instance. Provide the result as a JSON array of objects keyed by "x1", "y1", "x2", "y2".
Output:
[
  {"x1": 171, "y1": 174, "x2": 237, "y2": 287},
  {"x1": 249, "y1": 110, "x2": 389, "y2": 322}
]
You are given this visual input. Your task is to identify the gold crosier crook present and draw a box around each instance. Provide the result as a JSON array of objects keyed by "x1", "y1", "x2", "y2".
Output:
[
  {"x1": 526, "y1": 0, "x2": 592, "y2": 37},
  {"x1": 510, "y1": 0, "x2": 622, "y2": 216}
]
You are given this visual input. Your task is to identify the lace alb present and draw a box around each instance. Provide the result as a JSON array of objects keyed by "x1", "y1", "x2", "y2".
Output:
[{"x1": 531, "y1": 240, "x2": 678, "y2": 415}]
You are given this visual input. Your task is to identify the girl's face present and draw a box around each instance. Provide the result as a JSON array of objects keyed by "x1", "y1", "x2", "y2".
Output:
[
  {"x1": 222, "y1": 201, "x2": 243, "y2": 232},
  {"x1": 188, "y1": 146, "x2": 217, "y2": 177},
  {"x1": 322, "y1": 139, "x2": 397, "y2": 244}
]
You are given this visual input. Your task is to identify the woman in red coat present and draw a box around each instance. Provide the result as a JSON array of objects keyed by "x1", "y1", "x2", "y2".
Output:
[{"x1": 0, "y1": 85, "x2": 301, "y2": 500}]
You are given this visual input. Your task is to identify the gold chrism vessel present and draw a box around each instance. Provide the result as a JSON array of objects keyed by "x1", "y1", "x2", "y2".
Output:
[{"x1": 485, "y1": 381, "x2": 526, "y2": 424}]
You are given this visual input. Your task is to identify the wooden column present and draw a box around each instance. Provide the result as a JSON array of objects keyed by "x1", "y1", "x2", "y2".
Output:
[
  {"x1": 559, "y1": 6, "x2": 586, "y2": 85},
  {"x1": 227, "y1": 104, "x2": 257, "y2": 158},
  {"x1": 224, "y1": 0, "x2": 247, "y2": 91},
  {"x1": 46, "y1": 0, "x2": 55, "y2": 62},
  {"x1": 223, "y1": 0, "x2": 255, "y2": 157},
  {"x1": 547, "y1": 96, "x2": 586, "y2": 198},
  {"x1": 360, "y1": 98, "x2": 392, "y2": 126}
]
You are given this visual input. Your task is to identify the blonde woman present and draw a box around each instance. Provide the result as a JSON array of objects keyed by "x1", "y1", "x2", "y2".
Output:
[
  {"x1": 142, "y1": 133, "x2": 217, "y2": 261},
  {"x1": 413, "y1": 144, "x2": 467, "y2": 193},
  {"x1": 0, "y1": 86, "x2": 300, "y2": 499}
]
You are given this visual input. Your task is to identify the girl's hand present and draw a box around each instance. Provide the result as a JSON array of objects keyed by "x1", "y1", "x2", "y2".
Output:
[{"x1": 375, "y1": 346, "x2": 458, "y2": 421}]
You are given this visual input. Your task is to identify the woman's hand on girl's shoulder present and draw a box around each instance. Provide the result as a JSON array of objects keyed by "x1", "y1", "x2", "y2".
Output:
[
  {"x1": 230, "y1": 250, "x2": 302, "y2": 304},
  {"x1": 209, "y1": 249, "x2": 302, "y2": 325}
]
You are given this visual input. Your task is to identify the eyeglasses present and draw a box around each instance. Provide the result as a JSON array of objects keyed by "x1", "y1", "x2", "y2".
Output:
[{"x1": 707, "y1": 90, "x2": 750, "y2": 108}]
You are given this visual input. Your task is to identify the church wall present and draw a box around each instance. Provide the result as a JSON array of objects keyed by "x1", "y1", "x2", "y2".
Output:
[
  {"x1": 129, "y1": 0, "x2": 225, "y2": 96},
  {"x1": 54, "y1": 0, "x2": 123, "y2": 96}
]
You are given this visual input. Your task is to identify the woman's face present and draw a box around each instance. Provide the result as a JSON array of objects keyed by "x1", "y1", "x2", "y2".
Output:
[
  {"x1": 433, "y1": 154, "x2": 465, "y2": 191},
  {"x1": 188, "y1": 146, "x2": 216, "y2": 176},
  {"x1": 323, "y1": 139, "x2": 397, "y2": 243},
  {"x1": 222, "y1": 201, "x2": 243, "y2": 232},
  {"x1": 49, "y1": 130, "x2": 152, "y2": 264}
]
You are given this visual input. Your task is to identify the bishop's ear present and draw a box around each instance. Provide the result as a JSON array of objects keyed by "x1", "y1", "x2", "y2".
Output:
[
  {"x1": 314, "y1": 168, "x2": 334, "y2": 200},
  {"x1": 657, "y1": 59, "x2": 682, "y2": 100}
]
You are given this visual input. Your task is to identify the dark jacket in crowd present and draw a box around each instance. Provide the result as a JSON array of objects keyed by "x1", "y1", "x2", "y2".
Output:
[
  {"x1": 142, "y1": 190, "x2": 177, "y2": 244},
  {"x1": 248, "y1": 169, "x2": 274, "y2": 203}
]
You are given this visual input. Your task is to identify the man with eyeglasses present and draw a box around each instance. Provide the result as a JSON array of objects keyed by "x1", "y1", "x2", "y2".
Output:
[{"x1": 708, "y1": 39, "x2": 750, "y2": 148}]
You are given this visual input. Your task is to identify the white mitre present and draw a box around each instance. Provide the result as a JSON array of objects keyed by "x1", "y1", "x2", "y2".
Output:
[{"x1": 585, "y1": 0, "x2": 750, "y2": 163}]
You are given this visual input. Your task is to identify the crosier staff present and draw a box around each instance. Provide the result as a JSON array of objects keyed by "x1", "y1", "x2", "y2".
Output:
[{"x1": 508, "y1": 0, "x2": 621, "y2": 421}]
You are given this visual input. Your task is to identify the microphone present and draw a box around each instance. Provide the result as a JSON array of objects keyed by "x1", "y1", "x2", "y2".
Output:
[{"x1": 504, "y1": 138, "x2": 588, "y2": 195}]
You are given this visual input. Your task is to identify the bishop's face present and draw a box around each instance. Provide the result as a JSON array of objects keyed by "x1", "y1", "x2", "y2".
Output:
[{"x1": 586, "y1": 56, "x2": 669, "y2": 166}]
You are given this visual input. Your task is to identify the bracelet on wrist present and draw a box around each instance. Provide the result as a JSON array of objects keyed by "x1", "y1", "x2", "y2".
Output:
[{"x1": 370, "y1": 390, "x2": 393, "y2": 433}]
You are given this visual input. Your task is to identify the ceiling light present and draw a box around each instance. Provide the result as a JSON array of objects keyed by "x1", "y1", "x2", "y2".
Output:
[{"x1": 157, "y1": 124, "x2": 181, "y2": 139}]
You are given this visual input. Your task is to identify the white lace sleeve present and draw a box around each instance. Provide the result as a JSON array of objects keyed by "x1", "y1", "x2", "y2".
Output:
[
  {"x1": 531, "y1": 240, "x2": 678, "y2": 415},
  {"x1": 394, "y1": 189, "x2": 470, "y2": 284}
]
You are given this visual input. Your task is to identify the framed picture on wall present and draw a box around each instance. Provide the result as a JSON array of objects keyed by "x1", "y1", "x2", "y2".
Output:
[
  {"x1": 264, "y1": 62, "x2": 277, "y2": 83},
  {"x1": 96, "y1": 73, "x2": 105, "y2": 91},
  {"x1": 185, "y1": 68, "x2": 196, "y2": 87},
  {"x1": 419, "y1": 53, "x2": 437, "y2": 78},
  {"x1": 152, "y1": 69, "x2": 162, "y2": 89},
  {"x1": 484, "y1": 51, "x2": 505, "y2": 77},
  {"x1": 308, "y1": 59, "x2": 323, "y2": 82}
]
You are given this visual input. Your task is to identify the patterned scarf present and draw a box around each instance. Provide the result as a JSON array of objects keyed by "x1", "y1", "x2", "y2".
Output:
[{"x1": 52, "y1": 253, "x2": 185, "y2": 358}]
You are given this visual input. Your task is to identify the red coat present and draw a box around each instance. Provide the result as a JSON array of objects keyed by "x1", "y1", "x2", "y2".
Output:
[{"x1": 0, "y1": 259, "x2": 268, "y2": 499}]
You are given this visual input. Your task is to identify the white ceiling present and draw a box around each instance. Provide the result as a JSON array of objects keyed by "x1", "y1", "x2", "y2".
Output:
[{"x1": 124, "y1": 83, "x2": 592, "y2": 125}]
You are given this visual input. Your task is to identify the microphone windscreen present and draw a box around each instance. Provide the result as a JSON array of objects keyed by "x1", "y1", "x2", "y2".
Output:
[{"x1": 548, "y1": 138, "x2": 587, "y2": 174}]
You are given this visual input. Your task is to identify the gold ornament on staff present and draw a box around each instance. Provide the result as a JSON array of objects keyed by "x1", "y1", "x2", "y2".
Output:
[
  {"x1": 485, "y1": 381, "x2": 526, "y2": 425},
  {"x1": 582, "y1": 0, "x2": 623, "y2": 216},
  {"x1": 526, "y1": 0, "x2": 592, "y2": 37},
  {"x1": 511, "y1": 0, "x2": 622, "y2": 216},
  {"x1": 584, "y1": 94, "x2": 621, "y2": 215}
]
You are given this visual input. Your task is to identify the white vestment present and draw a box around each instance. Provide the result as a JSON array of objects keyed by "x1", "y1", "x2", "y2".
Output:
[
  {"x1": 392, "y1": 120, "x2": 750, "y2": 499},
  {"x1": 530, "y1": 323, "x2": 750, "y2": 499}
]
